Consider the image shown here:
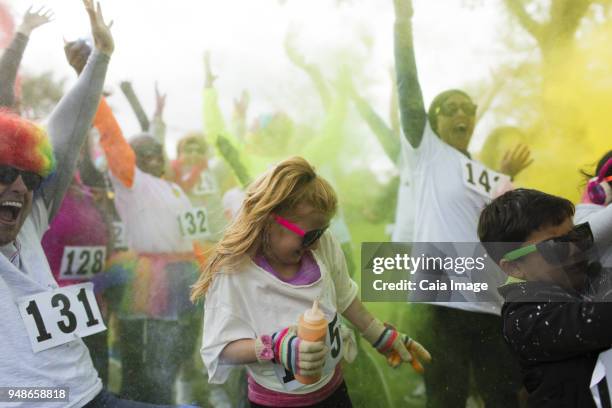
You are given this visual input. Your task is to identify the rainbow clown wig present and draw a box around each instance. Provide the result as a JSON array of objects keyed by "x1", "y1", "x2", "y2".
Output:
[{"x1": 0, "y1": 110, "x2": 56, "y2": 178}]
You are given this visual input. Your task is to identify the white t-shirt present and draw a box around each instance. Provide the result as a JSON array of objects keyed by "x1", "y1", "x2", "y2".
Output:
[
  {"x1": 201, "y1": 232, "x2": 358, "y2": 394},
  {"x1": 183, "y1": 167, "x2": 227, "y2": 242},
  {"x1": 575, "y1": 203, "x2": 612, "y2": 267},
  {"x1": 407, "y1": 123, "x2": 507, "y2": 315},
  {"x1": 392, "y1": 138, "x2": 416, "y2": 242},
  {"x1": 111, "y1": 167, "x2": 194, "y2": 253},
  {"x1": 0, "y1": 198, "x2": 102, "y2": 408}
]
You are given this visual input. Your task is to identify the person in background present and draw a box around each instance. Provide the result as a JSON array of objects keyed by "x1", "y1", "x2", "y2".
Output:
[
  {"x1": 0, "y1": 1, "x2": 176, "y2": 406},
  {"x1": 63, "y1": 41, "x2": 200, "y2": 404},
  {"x1": 0, "y1": 6, "x2": 54, "y2": 110},
  {"x1": 392, "y1": 0, "x2": 531, "y2": 406}
]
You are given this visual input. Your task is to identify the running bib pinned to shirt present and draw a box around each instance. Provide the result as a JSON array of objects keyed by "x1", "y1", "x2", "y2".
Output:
[
  {"x1": 193, "y1": 172, "x2": 218, "y2": 196},
  {"x1": 460, "y1": 157, "x2": 510, "y2": 199},
  {"x1": 178, "y1": 207, "x2": 210, "y2": 239},
  {"x1": 17, "y1": 283, "x2": 107, "y2": 353},
  {"x1": 58, "y1": 246, "x2": 106, "y2": 281},
  {"x1": 112, "y1": 221, "x2": 128, "y2": 250},
  {"x1": 273, "y1": 313, "x2": 343, "y2": 391}
]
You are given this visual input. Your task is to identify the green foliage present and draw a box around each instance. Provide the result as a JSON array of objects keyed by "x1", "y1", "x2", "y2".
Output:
[{"x1": 20, "y1": 71, "x2": 66, "y2": 120}]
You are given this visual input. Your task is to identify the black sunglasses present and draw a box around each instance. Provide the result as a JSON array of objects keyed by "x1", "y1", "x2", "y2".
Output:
[
  {"x1": 0, "y1": 166, "x2": 43, "y2": 191},
  {"x1": 503, "y1": 223, "x2": 594, "y2": 266},
  {"x1": 274, "y1": 214, "x2": 328, "y2": 248},
  {"x1": 438, "y1": 102, "x2": 477, "y2": 117}
]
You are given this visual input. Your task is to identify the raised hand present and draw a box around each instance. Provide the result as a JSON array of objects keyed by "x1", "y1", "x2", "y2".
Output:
[
  {"x1": 154, "y1": 81, "x2": 166, "y2": 117},
  {"x1": 233, "y1": 90, "x2": 250, "y2": 119},
  {"x1": 83, "y1": 0, "x2": 114, "y2": 56},
  {"x1": 499, "y1": 143, "x2": 533, "y2": 178},
  {"x1": 393, "y1": 0, "x2": 414, "y2": 19},
  {"x1": 204, "y1": 51, "x2": 217, "y2": 88},
  {"x1": 17, "y1": 6, "x2": 54, "y2": 36}
]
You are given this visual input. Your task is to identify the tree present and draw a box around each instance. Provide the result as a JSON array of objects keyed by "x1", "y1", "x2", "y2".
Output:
[{"x1": 19, "y1": 71, "x2": 65, "y2": 120}]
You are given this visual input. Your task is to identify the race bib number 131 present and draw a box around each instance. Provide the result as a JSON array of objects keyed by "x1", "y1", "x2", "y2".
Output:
[{"x1": 17, "y1": 283, "x2": 106, "y2": 353}]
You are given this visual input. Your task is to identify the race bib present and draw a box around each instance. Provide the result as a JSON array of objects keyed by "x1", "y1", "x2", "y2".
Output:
[
  {"x1": 274, "y1": 313, "x2": 343, "y2": 391},
  {"x1": 178, "y1": 207, "x2": 210, "y2": 239},
  {"x1": 193, "y1": 172, "x2": 218, "y2": 196},
  {"x1": 460, "y1": 157, "x2": 510, "y2": 199},
  {"x1": 112, "y1": 221, "x2": 128, "y2": 250},
  {"x1": 17, "y1": 283, "x2": 106, "y2": 353},
  {"x1": 58, "y1": 246, "x2": 106, "y2": 281}
]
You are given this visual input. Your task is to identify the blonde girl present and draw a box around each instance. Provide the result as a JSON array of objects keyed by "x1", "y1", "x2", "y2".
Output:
[{"x1": 193, "y1": 157, "x2": 430, "y2": 407}]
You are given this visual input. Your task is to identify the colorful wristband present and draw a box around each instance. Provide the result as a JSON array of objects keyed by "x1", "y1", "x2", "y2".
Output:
[{"x1": 254, "y1": 335, "x2": 274, "y2": 363}]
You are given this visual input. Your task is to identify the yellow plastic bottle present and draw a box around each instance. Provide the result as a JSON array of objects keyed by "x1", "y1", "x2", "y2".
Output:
[{"x1": 295, "y1": 300, "x2": 328, "y2": 384}]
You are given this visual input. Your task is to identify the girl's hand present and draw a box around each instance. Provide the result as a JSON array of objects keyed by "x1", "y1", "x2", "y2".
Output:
[
  {"x1": 266, "y1": 327, "x2": 328, "y2": 377},
  {"x1": 363, "y1": 319, "x2": 431, "y2": 373}
]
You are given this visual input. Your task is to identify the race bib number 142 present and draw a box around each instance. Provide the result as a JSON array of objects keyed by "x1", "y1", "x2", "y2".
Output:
[
  {"x1": 17, "y1": 283, "x2": 106, "y2": 353},
  {"x1": 461, "y1": 157, "x2": 510, "y2": 199}
]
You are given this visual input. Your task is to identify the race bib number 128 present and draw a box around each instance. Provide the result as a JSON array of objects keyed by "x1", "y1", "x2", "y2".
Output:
[
  {"x1": 58, "y1": 246, "x2": 106, "y2": 281},
  {"x1": 17, "y1": 283, "x2": 106, "y2": 353}
]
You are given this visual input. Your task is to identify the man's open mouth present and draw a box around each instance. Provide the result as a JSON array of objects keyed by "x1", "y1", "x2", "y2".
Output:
[{"x1": 0, "y1": 201, "x2": 23, "y2": 224}]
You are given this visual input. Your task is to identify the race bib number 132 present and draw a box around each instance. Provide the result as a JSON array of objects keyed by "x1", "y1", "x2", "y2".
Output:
[
  {"x1": 178, "y1": 207, "x2": 210, "y2": 239},
  {"x1": 17, "y1": 283, "x2": 106, "y2": 353}
]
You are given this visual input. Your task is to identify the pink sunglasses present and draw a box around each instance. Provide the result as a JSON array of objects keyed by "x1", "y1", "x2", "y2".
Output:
[{"x1": 273, "y1": 214, "x2": 328, "y2": 248}]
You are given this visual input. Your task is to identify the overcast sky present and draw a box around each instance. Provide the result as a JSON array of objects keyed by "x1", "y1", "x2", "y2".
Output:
[{"x1": 4, "y1": 0, "x2": 511, "y2": 167}]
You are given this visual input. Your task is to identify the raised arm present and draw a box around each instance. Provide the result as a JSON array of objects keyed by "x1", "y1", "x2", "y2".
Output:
[
  {"x1": 119, "y1": 80, "x2": 150, "y2": 131},
  {"x1": 389, "y1": 67, "x2": 401, "y2": 140},
  {"x1": 232, "y1": 90, "x2": 249, "y2": 142},
  {"x1": 202, "y1": 52, "x2": 228, "y2": 146},
  {"x1": 41, "y1": 0, "x2": 113, "y2": 219},
  {"x1": 216, "y1": 134, "x2": 252, "y2": 188},
  {"x1": 0, "y1": 6, "x2": 53, "y2": 108},
  {"x1": 348, "y1": 78, "x2": 400, "y2": 164},
  {"x1": 150, "y1": 81, "x2": 166, "y2": 145},
  {"x1": 393, "y1": 0, "x2": 426, "y2": 148},
  {"x1": 285, "y1": 31, "x2": 331, "y2": 111}
]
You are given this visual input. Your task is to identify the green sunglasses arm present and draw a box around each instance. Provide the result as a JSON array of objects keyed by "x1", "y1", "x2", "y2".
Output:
[{"x1": 502, "y1": 244, "x2": 537, "y2": 262}]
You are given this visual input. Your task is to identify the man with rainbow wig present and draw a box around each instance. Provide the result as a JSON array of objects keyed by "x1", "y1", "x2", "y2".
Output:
[{"x1": 0, "y1": 2, "x2": 196, "y2": 408}]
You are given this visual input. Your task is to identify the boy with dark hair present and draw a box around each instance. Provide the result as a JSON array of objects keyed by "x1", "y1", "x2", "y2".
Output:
[{"x1": 478, "y1": 188, "x2": 612, "y2": 408}]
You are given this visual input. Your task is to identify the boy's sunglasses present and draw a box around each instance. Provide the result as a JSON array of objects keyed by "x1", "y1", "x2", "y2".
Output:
[
  {"x1": 273, "y1": 214, "x2": 328, "y2": 248},
  {"x1": 437, "y1": 102, "x2": 477, "y2": 117},
  {"x1": 502, "y1": 223, "x2": 594, "y2": 265},
  {"x1": 0, "y1": 165, "x2": 43, "y2": 191}
]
